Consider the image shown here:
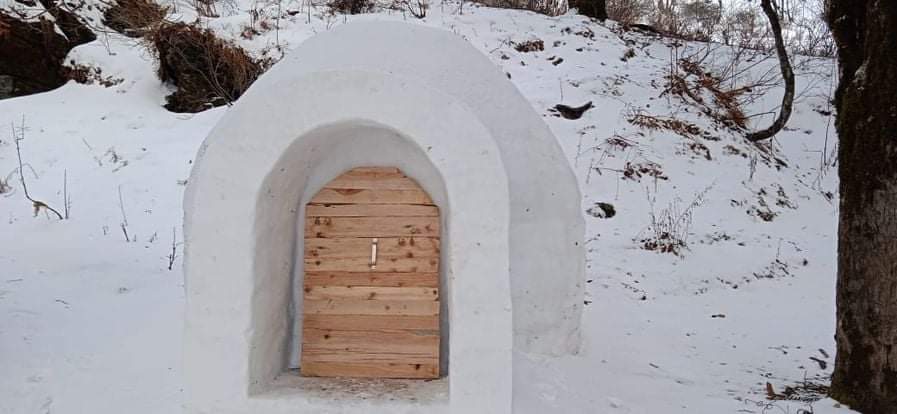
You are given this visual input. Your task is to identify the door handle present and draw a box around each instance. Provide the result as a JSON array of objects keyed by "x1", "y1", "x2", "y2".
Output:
[{"x1": 370, "y1": 238, "x2": 378, "y2": 270}]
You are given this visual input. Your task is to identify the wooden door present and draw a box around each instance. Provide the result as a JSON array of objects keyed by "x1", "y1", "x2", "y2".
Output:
[{"x1": 300, "y1": 167, "x2": 441, "y2": 379}]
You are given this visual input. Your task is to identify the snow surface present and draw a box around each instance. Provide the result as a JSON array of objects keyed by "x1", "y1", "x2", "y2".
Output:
[{"x1": 1, "y1": 1, "x2": 851, "y2": 413}]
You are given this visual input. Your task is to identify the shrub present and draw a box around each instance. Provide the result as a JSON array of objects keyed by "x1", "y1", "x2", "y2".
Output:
[
  {"x1": 607, "y1": 0, "x2": 650, "y2": 25},
  {"x1": 328, "y1": 0, "x2": 375, "y2": 14},
  {"x1": 103, "y1": 0, "x2": 168, "y2": 38},
  {"x1": 150, "y1": 23, "x2": 265, "y2": 113},
  {"x1": 569, "y1": 0, "x2": 607, "y2": 20},
  {"x1": 474, "y1": 0, "x2": 566, "y2": 17},
  {"x1": 639, "y1": 186, "x2": 711, "y2": 256}
]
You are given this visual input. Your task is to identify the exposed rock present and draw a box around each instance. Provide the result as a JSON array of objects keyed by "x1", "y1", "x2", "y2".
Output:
[
  {"x1": 587, "y1": 202, "x2": 616, "y2": 218},
  {"x1": 0, "y1": 4, "x2": 95, "y2": 99}
]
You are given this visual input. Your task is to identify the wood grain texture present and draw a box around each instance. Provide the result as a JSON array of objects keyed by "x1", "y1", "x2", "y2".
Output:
[
  {"x1": 306, "y1": 204, "x2": 439, "y2": 217},
  {"x1": 303, "y1": 299, "x2": 440, "y2": 316},
  {"x1": 305, "y1": 237, "x2": 439, "y2": 259},
  {"x1": 300, "y1": 167, "x2": 440, "y2": 379},
  {"x1": 302, "y1": 328, "x2": 438, "y2": 349},
  {"x1": 304, "y1": 272, "x2": 439, "y2": 288},
  {"x1": 303, "y1": 314, "x2": 439, "y2": 331},
  {"x1": 305, "y1": 256, "x2": 438, "y2": 273},
  {"x1": 305, "y1": 217, "x2": 439, "y2": 238},
  {"x1": 304, "y1": 286, "x2": 439, "y2": 301},
  {"x1": 301, "y1": 347, "x2": 437, "y2": 364}
]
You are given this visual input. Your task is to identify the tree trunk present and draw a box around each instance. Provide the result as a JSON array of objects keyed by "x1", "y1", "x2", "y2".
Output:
[{"x1": 827, "y1": 1, "x2": 897, "y2": 413}]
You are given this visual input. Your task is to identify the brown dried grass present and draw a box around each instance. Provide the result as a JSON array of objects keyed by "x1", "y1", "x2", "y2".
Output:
[
  {"x1": 103, "y1": 0, "x2": 168, "y2": 38},
  {"x1": 149, "y1": 22, "x2": 265, "y2": 113}
]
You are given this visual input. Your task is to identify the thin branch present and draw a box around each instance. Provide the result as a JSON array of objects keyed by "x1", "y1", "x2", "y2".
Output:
[
  {"x1": 12, "y1": 121, "x2": 64, "y2": 220},
  {"x1": 168, "y1": 226, "x2": 177, "y2": 270},
  {"x1": 63, "y1": 168, "x2": 70, "y2": 219},
  {"x1": 118, "y1": 185, "x2": 128, "y2": 226}
]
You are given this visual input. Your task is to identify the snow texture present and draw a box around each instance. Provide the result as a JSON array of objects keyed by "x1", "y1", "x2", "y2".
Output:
[{"x1": 0, "y1": 1, "x2": 850, "y2": 413}]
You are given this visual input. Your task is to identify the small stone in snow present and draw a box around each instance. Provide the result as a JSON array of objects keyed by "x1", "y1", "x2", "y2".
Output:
[{"x1": 586, "y1": 202, "x2": 616, "y2": 218}]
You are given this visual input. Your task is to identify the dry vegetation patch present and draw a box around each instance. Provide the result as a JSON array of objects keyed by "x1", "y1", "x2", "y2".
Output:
[
  {"x1": 627, "y1": 111, "x2": 704, "y2": 139},
  {"x1": 103, "y1": 0, "x2": 168, "y2": 37},
  {"x1": 328, "y1": 0, "x2": 375, "y2": 14},
  {"x1": 150, "y1": 22, "x2": 267, "y2": 113},
  {"x1": 513, "y1": 39, "x2": 544, "y2": 53},
  {"x1": 665, "y1": 57, "x2": 749, "y2": 130}
]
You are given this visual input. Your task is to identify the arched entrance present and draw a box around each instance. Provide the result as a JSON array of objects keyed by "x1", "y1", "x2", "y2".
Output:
[{"x1": 300, "y1": 167, "x2": 441, "y2": 379}]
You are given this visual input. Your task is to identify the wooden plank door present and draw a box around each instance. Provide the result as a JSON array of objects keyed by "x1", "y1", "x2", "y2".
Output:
[{"x1": 300, "y1": 167, "x2": 441, "y2": 379}]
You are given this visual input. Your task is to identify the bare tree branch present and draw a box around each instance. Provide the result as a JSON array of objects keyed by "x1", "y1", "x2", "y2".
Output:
[{"x1": 746, "y1": 0, "x2": 795, "y2": 142}]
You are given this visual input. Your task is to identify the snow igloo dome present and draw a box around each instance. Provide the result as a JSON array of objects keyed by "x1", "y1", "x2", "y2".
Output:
[{"x1": 183, "y1": 21, "x2": 584, "y2": 414}]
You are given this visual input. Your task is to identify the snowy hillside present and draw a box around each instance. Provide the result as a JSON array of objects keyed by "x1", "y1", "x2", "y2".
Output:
[{"x1": 0, "y1": 2, "x2": 848, "y2": 413}]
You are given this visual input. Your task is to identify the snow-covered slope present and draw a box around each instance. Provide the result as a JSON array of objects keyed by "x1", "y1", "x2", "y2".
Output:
[{"x1": 0, "y1": 2, "x2": 847, "y2": 413}]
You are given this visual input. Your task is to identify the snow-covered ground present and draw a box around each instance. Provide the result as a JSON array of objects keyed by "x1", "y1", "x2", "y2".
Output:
[{"x1": 0, "y1": 2, "x2": 850, "y2": 413}]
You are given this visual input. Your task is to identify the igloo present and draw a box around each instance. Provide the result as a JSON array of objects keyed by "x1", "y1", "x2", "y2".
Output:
[{"x1": 183, "y1": 21, "x2": 584, "y2": 414}]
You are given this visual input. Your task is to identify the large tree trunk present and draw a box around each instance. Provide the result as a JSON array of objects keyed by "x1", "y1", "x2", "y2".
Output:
[{"x1": 827, "y1": 1, "x2": 897, "y2": 413}]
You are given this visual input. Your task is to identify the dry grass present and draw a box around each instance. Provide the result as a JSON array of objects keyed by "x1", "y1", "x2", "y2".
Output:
[
  {"x1": 677, "y1": 58, "x2": 748, "y2": 129},
  {"x1": 328, "y1": 0, "x2": 375, "y2": 14},
  {"x1": 150, "y1": 23, "x2": 266, "y2": 113},
  {"x1": 622, "y1": 161, "x2": 668, "y2": 182},
  {"x1": 514, "y1": 39, "x2": 544, "y2": 53},
  {"x1": 639, "y1": 186, "x2": 711, "y2": 256},
  {"x1": 103, "y1": 0, "x2": 169, "y2": 38},
  {"x1": 63, "y1": 63, "x2": 124, "y2": 87},
  {"x1": 627, "y1": 111, "x2": 704, "y2": 139}
]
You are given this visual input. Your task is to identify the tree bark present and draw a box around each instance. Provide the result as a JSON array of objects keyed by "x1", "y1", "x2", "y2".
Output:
[
  {"x1": 827, "y1": 1, "x2": 897, "y2": 413},
  {"x1": 746, "y1": 0, "x2": 794, "y2": 142}
]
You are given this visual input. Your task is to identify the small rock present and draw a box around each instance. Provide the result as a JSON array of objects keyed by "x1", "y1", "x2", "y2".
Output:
[{"x1": 586, "y1": 202, "x2": 616, "y2": 218}]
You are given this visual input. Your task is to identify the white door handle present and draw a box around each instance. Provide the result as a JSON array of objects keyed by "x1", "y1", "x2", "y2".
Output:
[{"x1": 370, "y1": 238, "x2": 379, "y2": 270}]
